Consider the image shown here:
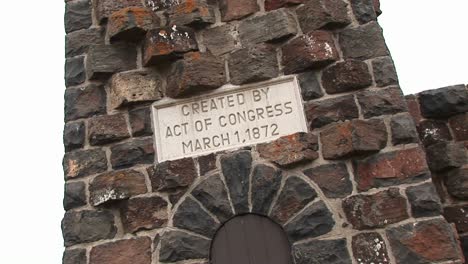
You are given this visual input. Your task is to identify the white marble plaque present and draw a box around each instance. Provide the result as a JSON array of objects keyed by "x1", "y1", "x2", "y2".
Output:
[{"x1": 152, "y1": 76, "x2": 308, "y2": 162}]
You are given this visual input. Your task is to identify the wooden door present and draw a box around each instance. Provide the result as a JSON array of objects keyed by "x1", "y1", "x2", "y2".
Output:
[{"x1": 211, "y1": 214, "x2": 293, "y2": 264}]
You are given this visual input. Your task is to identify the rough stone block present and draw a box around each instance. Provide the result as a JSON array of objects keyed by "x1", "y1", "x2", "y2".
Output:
[
  {"x1": 297, "y1": 71, "x2": 324, "y2": 100},
  {"x1": 197, "y1": 153, "x2": 217, "y2": 176},
  {"x1": 445, "y1": 168, "x2": 468, "y2": 199},
  {"x1": 343, "y1": 188, "x2": 409, "y2": 230},
  {"x1": 63, "y1": 149, "x2": 108, "y2": 179},
  {"x1": 265, "y1": 0, "x2": 305, "y2": 11},
  {"x1": 64, "y1": 122, "x2": 85, "y2": 152},
  {"x1": 282, "y1": 31, "x2": 339, "y2": 74},
  {"x1": 159, "y1": 231, "x2": 210, "y2": 262},
  {"x1": 305, "y1": 95, "x2": 359, "y2": 128},
  {"x1": 65, "y1": 56, "x2": 86, "y2": 87},
  {"x1": 419, "y1": 85, "x2": 468, "y2": 118},
  {"x1": 129, "y1": 107, "x2": 153, "y2": 137},
  {"x1": 357, "y1": 87, "x2": 407, "y2": 118},
  {"x1": 167, "y1": 0, "x2": 216, "y2": 27},
  {"x1": 352, "y1": 233, "x2": 390, "y2": 264},
  {"x1": 108, "y1": 7, "x2": 160, "y2": 43},
  {"x1": 296, "y1": 0, "x2": 350, "y2": 33},
  {"x1": 251, "y1": 164, "x2": 282, "y2": 215},
  {"x1": 173, "y1": 197, "x2": 219, "y2": 237},
  {"x1": 303, "y1": 163, "x2": 352, "y2": 198},
  {"x1": 66, "y1": 27, "x2": 104, "y2": 57},
  {"x1": 65, "y1": 84, "x2": 106, "y2": 121},
  {"x1": 257, "y1": 132, "x2": 319, "y2": 167},
  {"x1": 293, "y1": 238, "x2": 351, "y2": 264},
  {"x1": 150, "y1": 158, "x2": 196, "y2": 191},
  {"x1": 64, "y1": 181, "x2": 87, "y2": 210},
  {"x1": 321, "y1": 119, "x2": 387, "y2": 160},
  {"x1": 417, "y1": 119, "x2": 452, "y2": 147},
  {"x1": 321, "y1": 60, "x2": 372, "y2": 94},
  {"x1": 228, "y1": 44, "x2": 279, "y2": 85},
  {"x1": 95, "y1": 0, "x2": 144, "y2": 23},
  {"x1": 90, "y1": 237, "x2": 152, "y2": 264},
  {"x1": 354, "y1": 147, "x2": 430, "y2": 191},
  {"x1": 426, "y1": 142, "x2": 466, "y2": 172},
  {"x1": 221, "y1": 151, "x2": 252, "y2": 214},
  {"x1": 109, "y1": 70, "x2": 162, "y2": 110},
  {"x1": 372, "y1": 56, "x2": 398, "y2": 87},
  {"x1": 406, "y1": 183, "x2": 442, "y2": 218},
  {"x1": 166, "y1": 52, "x2": 225, "y2": 98},
  {"x1": 350, "y1": 0, "x2": 378, "y2": 24},
  {"x1": 339, "y1": 22, "x2": 389, "y2": 60},
  {"x1": 86, "y1": 44, "x2": 137, "y2": 79},
  {"x1": 110, "y1": 138, "x2": 155, "y2": 169},
  {"x1": 405, "y1": 94, "x2": 423, "y2": 124},
  {"x1": 62, "y1": 210, "x2": 116, "y2": 246},
  {"x1": 65, "y1": 0, "x2": 92, "y2": 33},
  {"x1": 219, "y1": 0, "x2": 259, "y2": 21},
  {"x1": 202, "y1": 24, "x2": 238, "y2": 56},
  {"x1": 63, "y1": 249, "x2": 86, "y2": 264},
  {"x1": 120, "y1": 196, "x2": 168, "y2": 233},
  {"x1": 390, "y1": 113, "x2": 419, "y2": 145},
  {"x1": 88, "y1": 114, "x2": 130, "y2": 146},
  {"x1": 444, "y1": 205, "x2": 468, "y2": 233},
  {"x1": 450, "y1": 113, "x2": 468, "y2": 141}
]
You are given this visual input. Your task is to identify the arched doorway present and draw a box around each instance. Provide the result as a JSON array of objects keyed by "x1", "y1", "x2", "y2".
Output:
[{"x1": 211, "y1": 214, "x2": 293, "y2": 264}]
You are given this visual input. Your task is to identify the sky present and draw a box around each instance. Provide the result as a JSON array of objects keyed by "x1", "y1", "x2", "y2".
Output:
[{"x1": 0, "y1": 1, "x2": 466, "y2": 263}]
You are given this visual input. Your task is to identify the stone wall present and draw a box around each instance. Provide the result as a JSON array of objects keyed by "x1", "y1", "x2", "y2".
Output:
[{"x1": 62, "y1": 0, "x2": 465, "y2": 263}]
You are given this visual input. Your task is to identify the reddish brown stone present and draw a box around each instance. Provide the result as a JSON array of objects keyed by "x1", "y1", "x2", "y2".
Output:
[
  {"x1": 449, "y1": 113, "x2": 468, "y2": 141},
  {"x1": 63, "y1": 149, "x2": 108, "y2": 179},
  {"x1": 129, "y1": 107, "x2": 152, "y2": 137},
  {"x1": 444, "y1": 205, "x2": 468, "y2": 234},
  {"x1": 167, "y1": 0, "x2": 216, "y2": 27},
  {"x1": 149, "y1": 158, "x2": 197, "y2": 191},
  {"x1": 343, "y1": 188, "x2": 409, "y2": 230},
  {"x1": 305, "y1": 95, "x2": 359, "y2": 128},
  {"x1": 354, "y1": 147, "x2": 430, "y2": 191},
  {"x1": 65, "y1": 84, "x2": 106, "y2": 121},
  {"x1": 296, "y1": 0, "x2": 350, "y2": 33},
  {"x1": 321, "y1": 119, "x2": 387, "y2": 160},
  {"x1": 120, "y1": 196, "x2": 168, "y2": 233},
  {"x1": 89, "y1": 169, "x2": 147, "y2": 206},
  {"x1": 405, "y1": 95, "x2": 423, "y2": 124},
  {"x1": 357, "y1": 87, "x2": 407, "y2": 118},
  {"x1": 143, "y1": 26, "x2": 198, "y2": 66},
  {"x1": 88, "y1": 114, "x2": 130, "y2": 146},
  {"x1": 303, "y1": 163, "x2": 352, "y2": 198},
  {"x1": 257, "y1": 132, "x2": 319, "y2": 167},
  {"x1": 219, "y1": 0, "x2": 259, "y2": 21},
  {"x1": 197, "y1": 153, "x2": 217, "y2": 176},
  {"x1": 110, "y1": 138, "x2": 155, "y2": 169},
  {"x1": 417, "y1": 119, "x2": 452, "y2": 147},
  {"x1": 95, "y1": 0, "x2": 144, "y2": 23},
  {"x1": 321, "y1": 60, "x2": 372, "y2": 94},
  {"x1": 265, "y1": 0, "x2": 304, "y2": 11},
  {"x1": 352, "y1": 233, "x2": 390, "y2": 264},
  {"x1": 282, "y1": 31, "x2": 339, "y2": 74},
  {"x1": 90, "y1": 237, "x2": 152, "y2": 264},
  {"x1": 108, "y1": 7, "x2": 159, "y2": 42}
]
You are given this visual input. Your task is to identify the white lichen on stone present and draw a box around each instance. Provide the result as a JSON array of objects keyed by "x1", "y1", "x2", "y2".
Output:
[{"x1": 94, "y1": 188, "x2": 127, "y2": 206}]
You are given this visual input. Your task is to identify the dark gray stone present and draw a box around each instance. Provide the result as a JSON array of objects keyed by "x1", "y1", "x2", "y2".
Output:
[
  {"x1": 191, "y1": 174, "x2": 234, "y2": 222},
  {"x1": 426, "y1": 142, "x2": 466, "y2": 172},
  {"x1": 303, "y1": 163, "x2": 352, "y2": 198},
  {"x1": 293, "y1": 238, "x2": 352, "y2": 264},
  {"x1": 321, "y1": 60, "x2": 372, "y2": 94},
  {"x1": 86, "y1": 44, "x2": 137, "y2": 80},
  {"x1": 417, "y1": 119, "x2": 453, "y2": 147},
  {"x1": 63, "y1": 249, "x2": 86, "y2": 264},
  {"x1": 173, "y1": 197, "x2": 219, "y2": 237},
  {"x1": 159, "y1": 231, "x2": 210, "y2": 262},
  {"x1": 305, "y1": 95, "x2": 359, "y2": 128},
  {"x1": 63, "y1": 149, "x2": 108, "y2": 179},
  {"x1": 357, "y1": 87, "x2": 407, "y2": 118},
  {"x1": 285, "y1": 201, "x2": 335, "y2": 242},
  {"x1": 198, "y1": 154, "x2": 217, "y2": 176},
  {"x1": 64, "y1": 181, "x2": 87, "y2": 210},
  {"x1": 64, "y1": 122, "x2": 85, "y2": 152},
  {"x1": 271, "y1": 176, "x2": 317, "y2": 224},
  {"x1": 66, "y1": 27, "x2": 104, "y2": 57},
  {"x1": 298, "y1": 71, "x2": 324, "y2": 100},
  {"x1": 64, "y1": 84, "x2": 106, "y2": 122},
  {"x1": 129, "y1": 107, "x2": 152, "y2": 137},
  {"x1": 65, "y1": 0, "x2": 92, "y2": 33},
  {"x1": 372, "y1": 56, "x2": 398, "y2": 87},
  {"x1": 406, "y1": 183, "x2": 442, "y2": 218},
  {"x1": 202, "y1": 24, "x2": 238, "y2": 56},
  {"x1": 251, "y1": 164, "x2": 282, "y2": 215},
  {"x1": 62, "y1": 210, "x2": 116, "y2": 246},
  {"x1": 339, "y1": 22, "x2": 389, "y2": 60},
  {"x1": 446, "y1": 168, "x2": 468, "y2": 199},
  {"x1": 296, "y1": 0, "x2": 350, "y2": 33},
  {"x1": 65, "y1": 56, "x2": 86, "y2": 87},
  {"x1": 221, "y1": 151, "x2": 252, "y2": 214},
  {"x1": 352, "y1": 233, "x2": 390, "y2": 264},
  {"x1": 390, "y1": 113, "x2": 419, "y2": 145},
  {"x1": 350, "y1": 0, "x2": 377, "y2": 24},
  {"x1": 150, "y1": 158, "x2": 196, "y2": 192},
  {"x1": 419, "y1": 85, "x2": 468, "y2": 118},
  {"x1": 110, "y1": 138, "x2": 155, "y2": 169}
]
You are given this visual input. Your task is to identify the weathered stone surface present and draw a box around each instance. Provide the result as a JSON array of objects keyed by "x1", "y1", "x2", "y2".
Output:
[
  {"x1": 228, "y1": 44, "x2": 279, "y2": 85},
  {"x1": 66, "y1": 27, "x2": 104, "y2": 57},
  {"x1": 150, "y1": 158, "x2": 196, "y2": 191},
  {"x1": 173, "y1": 197, "x2": 219, "y2": 236},
  {"x1": 372, "y1": 56, "x2": 398, "y2": 87},
  {"x1": 298, "y1": 71, "x2": 324, "y2": 100},
  {"x1": 357, "y1": 87, "x2": 407, "y2": 118},
  {"x1": 90, "y1": 237, "x2": 152, "y2": 264},
  {"x1": 419, "y1": 85, "x2": 468, "y2": 118},
  {"x1": 405, "y1": 94, "x2": 423, "y2": 124},
  {"x1": 321, "y1": 60, "x2": 372, "y2": 94},
  {"x1": 197, "y1": 153, "x2": 217, "y2": 176},
  {"x1": 95, "y1": 0, "x2": 144, "y2": 23},
  {"x1": 446, "y1": 168, "x2": 468, "y2": 199},
  {"x1": 303, "y1": 163, "x2": 352, "y2": 198},
  {"x1": 166, "y1": 52, "x2": 225, "y2": 98},
  {"x1": 462, "y1": 236, "x2": 468, "y2": 260},
  {"x1": 321, "y1": 119, "x2": 387, "y2": 160},
  {"x1": 108, "y1": 7, "x2": 159, "y2": 42},
  {"x1": 64, "y1": 181, "x2": 87, "y2": 210},
  {"x1": 110, "y1": 138, "x2": 155, "y2": 169},
  {"x1": 444, "y1": 205, "x2": 468, "y2": 233},
  {"x1": 63, "y1": 249, "x2": 86, "y2": 264},
  {"x1": 390, "y1": 113, "x2": 419, "y2": 145},
  {"x1": 109, "y1": 70, "x2": 162, "y2": 110},
  {"x1": 354, "y1": 147, "x2": 430, "y2": 191},
  {"x1": 64, "y1": 122, "x2": 85, "y2": 152},
  {"x1": 202, "y1": 24, "x2": 238, "y2": 56},
  {"x1": 293, "y1": 238, "x2": 351, "y2": 264},
  {"x1": 265, "y1": 0, "x2": 305, "y2": 11},
  {"x1": 417, "y1": 119, "x2": 453, "y2": 146},
  {"x1": 352, "y1": 233, "x2": 389, "y2": 264},
  {"x1": 221, "y1": 151, "x2": 251, "y2": 214},
  {"x1": 65, "y1": 0, "x2": 92, "y2": 33},
  {"x1": 387, "y1": 219, "x2": 463, "y2": 264},
  {"x1": 271, "y1": 176, "x2": 317, "y2": 224},
  {"x1": 120, "y1": 196, "x2": 168, "y2": 233},
  {"x1": 86, "y1": 44, "x2": 137, "y2": 79},
  {"x1": 143, "y1": 27, "x2": 198, "y2": 66},
  {"x1": 251, "y1": 164, "x2": 282, "y2": 215},
  {"x1": 426, "y1": 142, "x2": 466, "y2": 172},
  {"x1": 89, "y1": 169, "x2": 147, "y2": 206},
  {"x1": 65, "y1": 56, "x2": 86, "y2": 87},
  {"x1": 63, "y1": 149, "x2": 108, "y2": 179},
  {"x1": 219, "y1": 0, "x2": 259, "y2": 21},
  {"x1": 343, "y1": 188, "x2": 409, "y2": 230},
  {"x1": 282, "y1": 31, "x2": 339, "y2": 74},
  {"x1": 450, "y1": 113, "x2": 468, "y2": 141},
  {"x1": 159, "y1": 231, "x2": 210, "y2": 262},
  {"x1": 88, "y1": 114, "x2": 130, "y2": 146},
  {"x1": 191, "y1": 174, "x2": 234, "y2": 222},
  {"x1": 339, "y1": 22, "x2": 389, "y2": 60},
  {"x1": 239, "y1": 9, "x2": 297, "y2": 45},
  {"x1": 350, "y1": 0, "x2": 378, "y2": 24},
  {"x1": 129, "y1": 107, "x2": 152, "y2": 137},
  {"x1": 285, "y1": 201, "x2": 335, "y2": 242},
  {"x1": 64, "y1": 84, "x2": 106, "y2": 121},
  {"x1": 406, "y1": 183, "x2": 442, "y2": 218},
  {"x1": 305, "y1": 95, "x2": 359, "y2": 128},
  {"x1": 296, "y1": 0, "x2": 350, "y2": 33},
  {"x1": 167, "y1": 0, "x2": 216, "y2": 27},
  {"x1": 62, "y1": 210, "x2": 116, "y2": 246}
]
